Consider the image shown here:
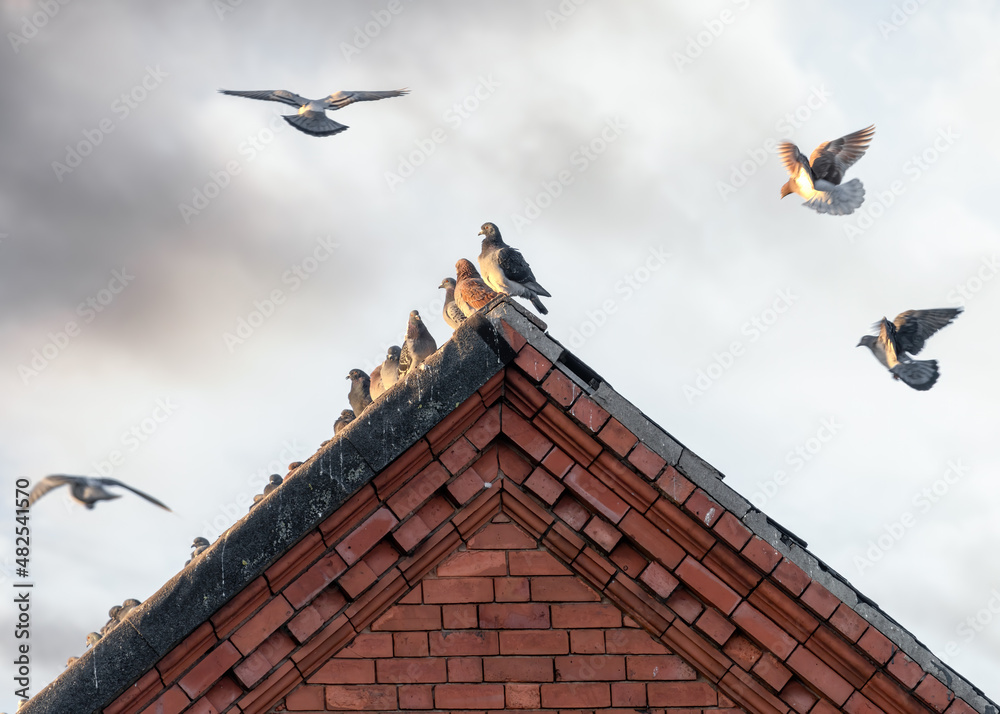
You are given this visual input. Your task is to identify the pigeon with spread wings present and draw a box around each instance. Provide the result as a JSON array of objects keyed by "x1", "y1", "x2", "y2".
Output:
[
  {"x1": 857, "y1": 308, "x2": 962, "y2": 390},
  {"x1": 29, "y1": 475, "x2": 171, "y2": 511},
  {"x1": 218, "y1": 88, "x2": 409, "y2": 137},
  {"x1": 779, "y1": 125, "x2": 875, "y2": 215}
]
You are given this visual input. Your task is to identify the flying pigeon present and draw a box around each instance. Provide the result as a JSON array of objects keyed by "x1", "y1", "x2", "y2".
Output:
[
  {"x1": 778, "y1": 125, "x2": 875, "y2": 215},
  {"x1": 347, "y1": 369, "x2": 373, "y2": 415},
  {"x1": 857, "y1": 308, "x2": 962, "y2": 390},
  {"x1": 439, "y1": 278, "x2": 467, "y2": 330},
  {"x1": 334, "y1": 409, "x2": 355, "y2": 435},
  {"x1": 478, "y1": 222, "x2": 551, "y2": 314},
  {"x1": 186, "y1": 537, "x2": 210, "y2": 565},
  {"x1": 218, "y1": 88, "x2": 409, "y2": 137},
  {"x1": 398, "y1": 311, "x2": 437, "y2": 378},
  {"x1": 28, "y1": 475, "x2": 171, "y2": 511},
  {"x1": 454, "y1": 259, "x2": 501, "y2": 317}
]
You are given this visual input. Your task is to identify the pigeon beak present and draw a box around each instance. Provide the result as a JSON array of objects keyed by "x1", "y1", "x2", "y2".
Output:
[{"x1": 478, "y1": 229, "x2": 484, "y2": 236}]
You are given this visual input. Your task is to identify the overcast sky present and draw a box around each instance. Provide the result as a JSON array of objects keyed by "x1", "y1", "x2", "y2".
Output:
[{"x1": 2, "y1": 1, "x2": 999, "y2": 708}]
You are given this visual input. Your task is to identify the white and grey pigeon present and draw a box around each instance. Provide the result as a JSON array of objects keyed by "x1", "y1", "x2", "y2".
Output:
[
  {"x1": 28, "y1": 475, "x2": 171, "y2": 511},
  {"x1": 439, "y1": 278, "x2": 467, "y2": 330},
  {"x1": 218, "y1": 88, "x2": 409, "y2": 137},
  {"x1": 857, "y1": 308, "x2": 962, "y2": 391},
  {"x1": 779, "y1": 125, "x2": 875, "y2": 215},
  {"x1": 398, "y1": 311, "x2": 437, "y2": 378},
  {"x1": 478, "y1": 222, "x2": 551, "y2": 315}
]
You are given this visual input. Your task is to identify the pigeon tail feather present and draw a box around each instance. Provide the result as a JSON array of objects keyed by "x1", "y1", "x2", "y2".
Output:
[
  {"x1": 891, "y1": 359, "x2": 939, "y2": 391},
  {"x1": 282, "y1": 112, "x2": 349, "y2": 137},
  {"x1": 804, "y1": 178, "x2": 865, "y2": 215},
  {"x1": 529, "y1": 295, "x2": 548, "y2": 315}
]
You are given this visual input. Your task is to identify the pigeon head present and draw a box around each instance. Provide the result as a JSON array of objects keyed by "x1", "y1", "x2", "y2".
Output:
[
  {"x1": 406, "y1": 310, "x2": 424, "y2": 337},
  {"x1": 478, "y1": 222, "x2": 501, "y2": 242},
  {"x1": 387, "y1": 345, "x2": 401, "y2": 360},
  {"x1": 86, "y1": 632, "x2": 102, "y2": 647},
  {"x1": 192, "y1": 537, "x2": 210, "y2": 548},
  {"x1": 340, "y1": 409, "x2": 356, "y2": 419},
  {"x1": 455, "y1": 259, "x2": 481, "y2": 281},
  {"x1": 108, "y1": 605, "x2": 122, "y2": 618},
  {"x1": 439, "y1": 277, "x2": 456, "y2": 290},
  {"x1": 122, "y1": 598, "x2": 141, "y2": 608},
  {"x1": 268, "y1": 474, "x2": 283, "y2": 486},
  {"x1": 347, "y1": 369, "x2": 369, "y2": 383},
  {"x1": 857, "y1": 335, "x2": 877, "y2": 349}
]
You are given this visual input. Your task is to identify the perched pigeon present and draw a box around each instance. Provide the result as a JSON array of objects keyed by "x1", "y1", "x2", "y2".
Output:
[
  {"x1": 86, "y1": 632, "x2": 102, "y2": 648},
  {"x1": 454, "y1": 259, "x2": 501, "y2": 317},
  {"x1": 334, "y1": 409, "x2": 355, "y2": 435},
  {"x1": 263, "y1": 474, "x2": 283, "y2": 496},
  {"x1": 100, "y1": 605, "x2": 122, "y2": 635},
  {"x1": 439, "y1": 278, "x2": 467, "y2": 330},
  {"x1": 381, "y1": 346, "x2": 402, "y2": 392},
  {"x1": 398, "y1": 311, "x2": 437, "y2": 378},
  {"x1": 28, "y1": 475, "x2": 171, "y2": 511},
  {"x1": 66, "y1": 657, "x2": 78, "y2": 668},
  {"x1": 478, "y1": 222, "x2": 551, "y2": 314},
  {"x1": 119, "y1": 599, "x2": 140, "y2": 619},
  {"x1": 347, "y1": 369, "x2": 373, "y2": 415},
  {"x1": 857, "y1": 308, "x2": 962, "y2": 390},
  {"x1": 779, "y1": 125, "x2": 875, "y2": 215},
  {"x1": 369, "y1": 365, "x2": 385, "y2": 400},
  {"x1": 218, "y1": 88, "x2": 409, "y2": 137},
  {"x1": 186, "y1": 537, "x2": 210, "y2": 565}
]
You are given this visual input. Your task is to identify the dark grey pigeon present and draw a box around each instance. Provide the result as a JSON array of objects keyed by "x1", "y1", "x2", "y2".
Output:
[
  {"x1": 28, "y1": 475, "x2": 171, "y2": 511},
  {"x1": 219, "y1": 88, "x2": 408, "y2": 137},
  {"x1": 439, "y1": 278, "x2": 467, "y2": 330},
  {"x1": 398, "y1": 310, "x2": 437, "y2": 378},
  {"x1": 347, "y1": 369, "x2": 373, "y2": 415},
  {"x1": 263, "y1": 474, "x2": 283, "y2": 496},
  {"x1": 334, "y1": 409, "x2": 355, "y2": 435},
  {"x1": 779, "y1": 125, "x2": 875, "y2": 215},
  {"x1": 186, "y1": 537, "x2": 210, "y2": 565},
  {"x1": 478, "y1": 222, "x2": 550, "y2": 314},
  {"x1": 857, "y1": 308, "x2": 961, "y2": 390}
]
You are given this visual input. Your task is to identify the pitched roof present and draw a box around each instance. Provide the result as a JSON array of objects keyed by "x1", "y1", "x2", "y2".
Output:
[{"x1": 22, "y1": 298, "x2": 998, "y2": 714}]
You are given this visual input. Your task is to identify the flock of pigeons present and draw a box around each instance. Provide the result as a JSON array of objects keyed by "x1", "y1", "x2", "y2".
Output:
[
  {"x1": 23, "y1": 89, "x2": 963, "y2": 679},
  {"x1": 778, "y1": 125, "x2": 962, "y2": 389},
  {"x1": 340, "y1": 221, "x2": 550, "y2": 427}
]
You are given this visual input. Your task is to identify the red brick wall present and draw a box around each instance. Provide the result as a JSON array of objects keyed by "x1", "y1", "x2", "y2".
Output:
[{"x1": 274, "y1": 514, "x2": 745, "y2": 713}]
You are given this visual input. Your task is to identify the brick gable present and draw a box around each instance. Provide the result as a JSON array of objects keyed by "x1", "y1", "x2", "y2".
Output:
[{"x1": 25, "y1": 300, "x2": 996, "y2": 714}]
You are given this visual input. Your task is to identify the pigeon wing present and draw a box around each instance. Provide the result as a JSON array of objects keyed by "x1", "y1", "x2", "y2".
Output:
[
  {"x1": 778, "y1": 141, "x2": 813, "y2": 180},
  {"x1": 809, "y1": 125, "x2": 875, "y2": 184},
  {"x1": 324, "y1": 89, "x2": 409, "y2": 108},
  {"x1": 892, "y1": 308, "x2": 962, "y2": 355},
  {"x1": 218, "y1": 89, "x2": 309, "y2": 107},
  {"x1": 397, "y1": 342, "x2": 413, "y2": 377},
  {"x1": 283, "y1": 111, "x2": 349, "y2": 137},
  {"x1": 496, "y1": 246, "x2": 540, "y2": 285},
  {"x1": 28, "y1": 475, "x2": 74, "y2": 506},
  {"x1": 877, "y1": 318, "x2": 900, "y2": 369},
  {"x1": 97, "y1": 478, "x2": 172, "y2": 511}
]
